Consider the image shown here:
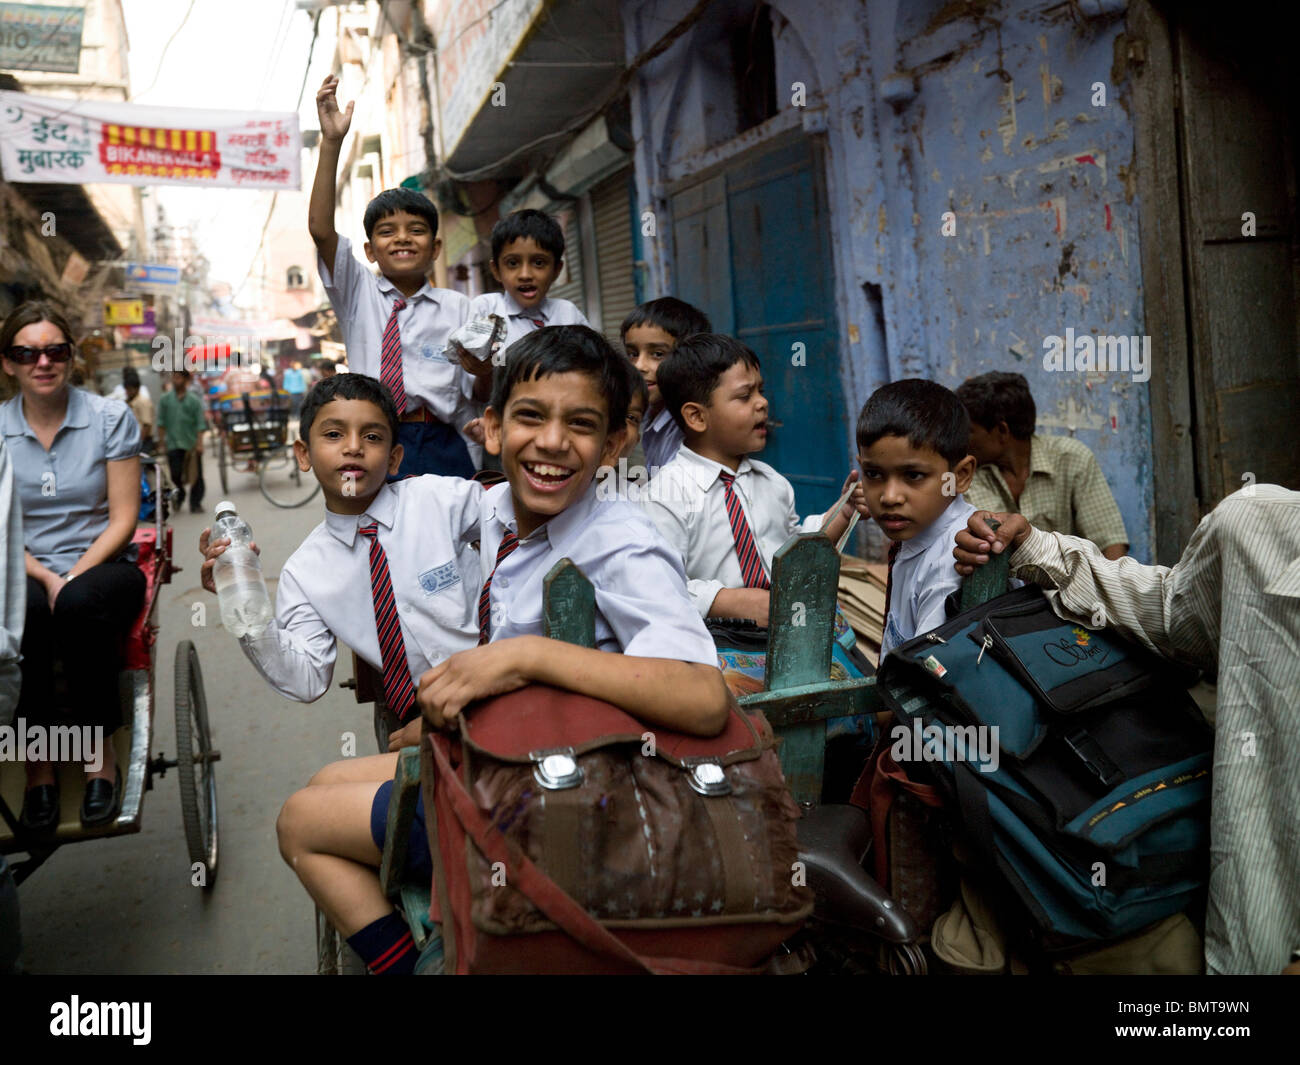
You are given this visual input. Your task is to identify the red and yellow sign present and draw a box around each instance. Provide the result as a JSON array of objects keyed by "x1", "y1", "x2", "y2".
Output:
[
  {"x1": 100, "y1": 124, "x2": 221, "y2": 180},
  {"x1": 104, "y1": 299, "x2": 144, "y2": 326}
]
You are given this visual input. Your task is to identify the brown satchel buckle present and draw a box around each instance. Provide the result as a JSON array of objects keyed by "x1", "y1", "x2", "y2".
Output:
[{"x1": 530, "y1": 749, "x2": 583, "y2": 790}]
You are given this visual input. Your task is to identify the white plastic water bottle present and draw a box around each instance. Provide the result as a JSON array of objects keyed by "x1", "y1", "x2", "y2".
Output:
[{"x1": 212, "y1": 501, "x2": 273, "y2": 638}]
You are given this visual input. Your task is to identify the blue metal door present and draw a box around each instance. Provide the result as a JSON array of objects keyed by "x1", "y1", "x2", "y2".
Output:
[{"x1": 671, "y1": 136, "x2": 848, "y2": 517}]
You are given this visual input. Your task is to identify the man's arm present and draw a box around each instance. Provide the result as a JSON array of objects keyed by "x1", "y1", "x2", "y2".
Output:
[
  {"x1": 308, "y1": 75, "x2": 353, "y2": 273},
  {"x1": 418, "y1": 636, "x2": 732, "y2": 737},
  {"x1": 953, "y1": 511, "x2": 1216, "y2": 670},
  {"x1": 0, "y1": 443, "x2": 24, "y2": 725}
]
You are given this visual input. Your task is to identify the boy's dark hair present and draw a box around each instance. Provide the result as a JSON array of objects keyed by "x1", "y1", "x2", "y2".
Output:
[
  {"x1": 655, "y1": 333, "x2": 760, "y2": 434},
  {"x1": 955, "y1": 371, "x2": 1036, "y2": 440},
  {"x1": 490, "y1": 208, "x2": 565, "y2": 263},
  {"x1": 856, "y1": 379, "x2": 971, "y2": 467},
  {"x1": 620, "y1": 297, "x2": 712, "y2": 343},
  {"x1": 490, "y1": 325, "x2": 630, "y2": 430},
  {"x1": 298, "y1": 372, "x2": 400, "y2": 444},
  {"x1": 363, "y1": 188, "x2": 440, "y2": 241},
  {"x1": 122, "y1": 368, "x2": 141, "y2": 389}
]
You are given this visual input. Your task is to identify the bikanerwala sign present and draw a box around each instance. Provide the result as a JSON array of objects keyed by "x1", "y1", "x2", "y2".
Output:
[{"x1": 0, "y1": 91, "x2": 301, "y2": 190}]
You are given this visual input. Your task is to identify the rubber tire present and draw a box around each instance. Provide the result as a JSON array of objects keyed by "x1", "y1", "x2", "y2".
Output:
[
  {"x1": 175, "y1": 640, "x2": 219, "y2": 887},
  {"x1": 259, "y1": 446, "x2": 321, "y2": 509}
]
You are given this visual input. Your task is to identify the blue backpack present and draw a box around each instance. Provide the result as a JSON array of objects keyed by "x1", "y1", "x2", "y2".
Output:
[{"x1": 875, "y1": 584, "x2": 1211, "y2": 949}]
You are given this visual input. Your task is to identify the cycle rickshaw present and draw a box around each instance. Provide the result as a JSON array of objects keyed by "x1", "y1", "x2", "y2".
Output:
[
  {"x1": 206, "y1": 367, "x2": 319, "y2": 509},
  {"x1": 0, "y1": 456, "x2": 220, "y2": 897}
]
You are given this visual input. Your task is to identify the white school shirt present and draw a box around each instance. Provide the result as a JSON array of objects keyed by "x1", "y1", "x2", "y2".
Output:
[
  {"x1": 478, "y1": 480, "x2": 718, "y2": 665},
  {"x1": 466, "y1": 291, "x2": 589, "y2": 352},
  {"x1": 639, "y1": 447, "x2": 825, "y2": 617},
  {"x1": 878, "y1": 496, "x2": 976, "y2": 657},
  {"x1": 240, "y1": 477, "x2": 482, "y2": 702},
  {"x1": 640, "y1": 406, "x2": 683, "y2": 478},
  {"x1": 318, "y1": 236, "x2": 477, "y2": 451}
]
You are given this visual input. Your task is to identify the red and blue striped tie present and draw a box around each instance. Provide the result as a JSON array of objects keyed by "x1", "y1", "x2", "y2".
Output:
[
  {"x1": 718, "y1": 471, "x2": 770, "y2": 589},
  {"x1": 358, "y1": 522, "x2": 417, "y2": 721},
  {"x1": 478, "y1": 530, "x2": 520, "y2": 644},
  {"x1": 380, "y1": 297, "x2": 408, "y2": 414}
]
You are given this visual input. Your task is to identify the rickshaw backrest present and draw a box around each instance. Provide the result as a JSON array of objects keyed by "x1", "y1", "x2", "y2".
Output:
[{"x1": 123, "y1": 526, "x2": 167, "y2": 671}]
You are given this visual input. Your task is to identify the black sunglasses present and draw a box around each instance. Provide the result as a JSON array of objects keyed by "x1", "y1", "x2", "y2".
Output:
[{"x1": 6, "y1": 343, "x2": 73, "y2": 365}]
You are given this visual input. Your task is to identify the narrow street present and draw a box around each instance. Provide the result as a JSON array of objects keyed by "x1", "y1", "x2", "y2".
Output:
[{"x1": 16, "y1": 456, "x2": 361, "y2": 974}]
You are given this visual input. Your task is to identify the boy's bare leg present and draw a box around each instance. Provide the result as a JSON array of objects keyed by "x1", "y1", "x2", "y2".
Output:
[
  {"x1": 276, "y1": 780, "x2": 393, "y2": 937},
  {"x1": 307, "y1": 752, "x2": 399, "y2": 788}
]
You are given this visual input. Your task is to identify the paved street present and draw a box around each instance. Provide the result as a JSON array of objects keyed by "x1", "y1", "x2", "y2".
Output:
[{"x1": 16, "y1": 455, "x2": 365, "y2": 974}]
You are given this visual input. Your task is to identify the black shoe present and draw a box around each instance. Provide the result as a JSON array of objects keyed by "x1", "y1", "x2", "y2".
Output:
[
  {"x1": 80, "y1": 767, "x2": 121, "y2": 828},
  {"x1": 189, "y1": 502, "x2": 203, "y2": 514},
  {"x1": 19, "y1": 783, "x2": 59, "y2": 833}
]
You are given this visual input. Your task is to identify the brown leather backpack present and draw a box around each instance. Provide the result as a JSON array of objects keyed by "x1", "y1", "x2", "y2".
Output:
[{"x1": 422, "y1": 684, "x2": 813, "y2": 974}]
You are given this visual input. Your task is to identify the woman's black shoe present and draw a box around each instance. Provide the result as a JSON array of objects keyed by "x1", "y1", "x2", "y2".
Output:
[
  {"x1": 19, "y1": 783, "x2": 59, "y2": 833},
  {"x1": 80, "y1": 767, "x2": 121, "y2": 828}
]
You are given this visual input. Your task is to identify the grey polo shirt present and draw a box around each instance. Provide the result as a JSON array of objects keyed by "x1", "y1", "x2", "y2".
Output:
[{"x1": 0, "y1": 388, "x2": 141, "y2": 576}]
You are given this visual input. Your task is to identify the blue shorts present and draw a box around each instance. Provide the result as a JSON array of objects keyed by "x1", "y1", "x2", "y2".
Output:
[
  {"x1": 392, "y1": 418, "x2": 475, "y2": 480},
  {"x1": 370, "y1": 780, "x2": 434, "y2": 883}
]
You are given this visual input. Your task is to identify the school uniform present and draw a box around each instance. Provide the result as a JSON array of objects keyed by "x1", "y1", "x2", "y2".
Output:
[
  {"x1": 640, "y1": 406, "x2": 683, "y2": 477},
  {"x1": 240, "y1": 477, "x2": 482, "y2": 704},
  {"x1": 640, "y1": 447, "x2": 825, "y2": 618},
  {"x1": 318, "y1": 236, "x2": 477, "y2": 476},
  {"x1": 466, "y1": 291, "x2": 589, "y2": 352},
  {"x1": 477, "y1": 480, "x2": 718, "y2": 664},
  {"x1": 878, "y1": 496, "x2": 976, "y2": 658}
]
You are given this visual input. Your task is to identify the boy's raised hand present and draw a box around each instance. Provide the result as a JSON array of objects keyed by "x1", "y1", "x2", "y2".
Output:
[
  {"x1": 198, "y1": 526, "x2": 259, "y2": 595},
  {"x1": 316, "y1": 75, "x2": 354, "y2": 143}
]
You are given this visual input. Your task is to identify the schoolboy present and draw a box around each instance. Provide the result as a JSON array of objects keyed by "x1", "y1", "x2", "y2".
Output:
[
  {"x1": 956, "y1": 371, "x2": 1128, "y2": 559},
  {"x1": 641, "y1": 334, "x2": 859, "y2": 627},
  {"x1": 309, "y1": 75, "x2": 480, "y2": 478},
  {"x1": 468, "y1": 209, "x2": 589, "y2": 347},
  {"x1": 273, "y1": 326, "x2": 732, "y2": 975},
  {"x1": 856, "y1": 378, "x2": 977, "y2": 656},
  {"x1": 622, "y1": 297, "x2": 711, "y2": 475},
  {"x1": 198, "y1": 373, "x2": 481, "y2": 718},
  {"x1": 155, "y1": 370, "x2": 206, "y2": 513}
]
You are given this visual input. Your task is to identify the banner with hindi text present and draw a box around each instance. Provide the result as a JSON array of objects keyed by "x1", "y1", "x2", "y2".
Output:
[{"x1": 0, "y1": 91, "x2": 300, "y2": 190}]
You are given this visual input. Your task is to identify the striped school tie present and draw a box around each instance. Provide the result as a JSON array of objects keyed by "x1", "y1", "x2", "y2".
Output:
[
  {"x1": 478, "y1": 530, "x2": 520, "y2": 644},
  {"x1": 718, "y1": 471, "x2": 770, "y2": 590},
  {"x1": 358, "y1": 522, "x2": 417, "y2": 722},
  {"x1": 380, "y1": 297, "x2": 408, "y2": 414}
]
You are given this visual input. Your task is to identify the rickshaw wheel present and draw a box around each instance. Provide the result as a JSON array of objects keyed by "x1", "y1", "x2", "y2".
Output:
[
  {"x1": 175, "y1": 640, "x2": 219, "y2": 887},
  {"x1": 216, "y1": 431, "x2": 229, "y2": 493},
  {"x1": 316, "y1": 907, "x2": 367, "y2": 975}
]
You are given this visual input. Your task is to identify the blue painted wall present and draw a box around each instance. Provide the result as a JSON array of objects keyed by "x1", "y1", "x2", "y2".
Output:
[{"x1": 624, "y1": 0, "x2": 1154, "y2": 560}]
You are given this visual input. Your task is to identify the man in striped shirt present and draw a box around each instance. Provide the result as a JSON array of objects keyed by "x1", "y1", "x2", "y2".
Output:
[{"x1": 953, "y1": 485, "x2": 1300, "y2": 974}]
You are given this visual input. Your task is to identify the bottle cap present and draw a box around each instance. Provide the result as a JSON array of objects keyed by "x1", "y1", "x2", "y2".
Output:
[{"x1": 214, "y1": 500, "x2": 238, "y2": 520}]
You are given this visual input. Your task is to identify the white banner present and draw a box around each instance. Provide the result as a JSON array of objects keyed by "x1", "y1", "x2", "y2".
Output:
[{"x1": 0, "y1": 91, "x2": 300, "y2": 190}]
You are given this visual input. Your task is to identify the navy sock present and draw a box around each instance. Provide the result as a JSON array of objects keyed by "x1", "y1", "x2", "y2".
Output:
[{"x1": 347, "y1": 912, "x2": 417, "y2": 975}]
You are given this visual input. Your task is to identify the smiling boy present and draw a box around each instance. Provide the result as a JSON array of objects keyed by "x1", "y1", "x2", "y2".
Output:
[
  {"x1": 468, "y1": 209, "x2": 589, "y2": 348},
  {"x1": 309, "y1": 75, "x2": 479, "y2": 478},
  {"x1": 268, "y1": 329, "x2": 732, "y2": 975},
  {"x1": 855, "y1": 378, "x2": 977, "y2": 656}
]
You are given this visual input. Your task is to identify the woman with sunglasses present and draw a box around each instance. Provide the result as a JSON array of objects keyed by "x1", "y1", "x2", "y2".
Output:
[{"x1": 0, "y1": 301, "x2": 144, "y2": 831}]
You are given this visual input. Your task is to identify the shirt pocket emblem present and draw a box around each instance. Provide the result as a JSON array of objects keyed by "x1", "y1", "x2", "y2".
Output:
[
  {"x1": 418, "y1": 560, "x2": 461, "y2": 596},
  {"x1": 420, "y1": 343, "x2": 450, "y2": 362}
]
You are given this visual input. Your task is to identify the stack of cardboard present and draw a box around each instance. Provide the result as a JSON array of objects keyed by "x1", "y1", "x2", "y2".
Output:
[{"x1": 838, "y1": 554, "x2": 889, "y2": 666}]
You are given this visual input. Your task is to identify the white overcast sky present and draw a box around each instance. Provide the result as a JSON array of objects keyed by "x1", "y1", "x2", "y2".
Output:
[{"x1": 121, "y1": 0, "x2": 328, "y2": 289}]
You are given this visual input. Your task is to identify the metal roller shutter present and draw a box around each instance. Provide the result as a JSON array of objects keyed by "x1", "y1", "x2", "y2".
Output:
[
  {"x1": 591, "y1": 168, "x2": 636, "y2": 345},
  {"x1": 548, "y1": 206, "x2": 585, "y2": 313}
]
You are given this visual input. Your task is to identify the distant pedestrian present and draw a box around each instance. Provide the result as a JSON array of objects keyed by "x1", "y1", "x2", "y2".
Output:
[
  {"x1": 157, "y1": 370, "x2": 206, "y2": 514},
  {"x1": 282, "y1": 359, "x2": 308, "y2": 418}
]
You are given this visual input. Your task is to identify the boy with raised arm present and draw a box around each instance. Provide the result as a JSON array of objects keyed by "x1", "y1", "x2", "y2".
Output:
[{"x1": 309, "y1": 75, "x2": 481, "y2": 477}]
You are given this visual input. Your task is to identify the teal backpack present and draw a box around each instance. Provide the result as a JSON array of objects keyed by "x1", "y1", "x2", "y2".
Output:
[{"x1": 876, "y1": 584, "x2": 1212, "y2": 950}]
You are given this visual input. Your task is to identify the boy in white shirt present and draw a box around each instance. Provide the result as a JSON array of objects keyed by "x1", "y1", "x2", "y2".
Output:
[
  {"x1": 641, "y1": 334, "x2": 859, "y2": 626},
  {"x1": 310, "y1": 75, "x2": 481, "y2": 477},
  {"x1": 621, "y1": 297, "x2": 711, "y2": 476},
  {"x1": 467, "y1": 209, "x2": 589, "y2": 348},
  {"x1": 264, "y1": 326, "x2": 732, "y2": 974},
  {"x1": 854, "y1": 378, "x2": 977, "y2": 656}
]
